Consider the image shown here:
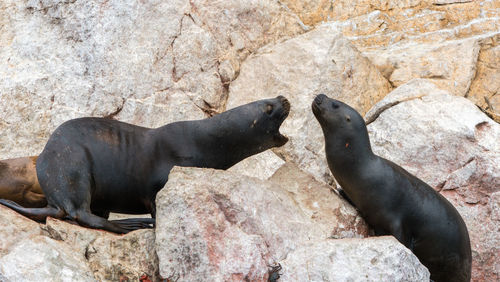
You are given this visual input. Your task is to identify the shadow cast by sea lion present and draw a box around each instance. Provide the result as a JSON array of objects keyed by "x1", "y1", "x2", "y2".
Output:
[{"x1": 0, "y1": 96, "x2": 291, "y2": 234}]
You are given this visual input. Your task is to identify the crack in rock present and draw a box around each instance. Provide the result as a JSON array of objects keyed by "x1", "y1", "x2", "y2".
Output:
[
  {"x1": 433, "y1": 0, "x2": 473, "y2": 6},
  {"x1": 365, "y1": 95, "x2": 426, "y2": 125},
  {"x1": 103, "y1": 98, "x2": 126, "y2": 120}
]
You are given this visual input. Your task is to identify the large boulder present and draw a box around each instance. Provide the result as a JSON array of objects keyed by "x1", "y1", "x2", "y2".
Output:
[
  {"x1": 363, "y1": 38, "x2": 480, "y2": 97},
  {"x1": 155, "y1": 166, "x2": 369, "y2": 281},
  {"x1": 361, "y1": 33, "x2": 500, "y2": 123},
  {"x1": 280, "y1": 237, "x2": 430, "y2": 281},
  {"x1": 227, "y1": 22, "x2": 391, "y2": 184},
  {"x1": 0, "y1": 0, "x2": 306, "y2": 158},
  {"x1": 366, "y1": 79, "x2": 500, "y2": 281}
]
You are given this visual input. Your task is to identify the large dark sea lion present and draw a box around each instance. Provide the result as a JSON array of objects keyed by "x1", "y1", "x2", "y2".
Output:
[
  {"x1": 0, "y1": 96, "x2": 290, "y2": 234},
  {"x1": 0, "y1": 156, "x2": 46, "y2": 207},
  {"x1": 312, "y1": 94, "x2": 471, "y2": 282}
]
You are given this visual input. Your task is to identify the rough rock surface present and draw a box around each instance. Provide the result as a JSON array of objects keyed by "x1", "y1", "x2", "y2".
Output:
[
  {"x1": 320, "y1": 0, "x2": 500, "y2": 121},
  {"x1": 0, "y1": 0, "x2": 306, "y2": 158},
  {"x1": 44, "y1": 218, "x2": 159, "y2": 282},
  {"x1": 155, "y1": 166, "x2": 370, "y2": 281},
  {"x1": 280, "y1": 237, "x2": 430, "y2": 281},
  {"x1": 279, "y1": 0, "x2": 500, "y2": 120},
  {"x1": 467, "y1": 34, "x2": 500, "y2": 122},
  {"x1": 228, "y1": 22, "x2": 391, "y2": 184},
  {"x1": 367, "y1": 79, "x2": 500, "y2": 281},
  {"x1": 227, "y1": 150, "x2": 286, "y2": 180},
  {"x1": 0, "y1": 235, "x2": 96, "y2": 282},
  {"x1": 0, "y1": 205, "x2": 43, "y2": 257},
  {"x1": 0, "y1": 207, "x2": 158, "y2": 281}
]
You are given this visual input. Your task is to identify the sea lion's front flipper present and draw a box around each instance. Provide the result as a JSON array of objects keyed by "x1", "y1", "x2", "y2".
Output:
[{"x1": 110, "y1": 217, "x2": 155, "y2": 229}]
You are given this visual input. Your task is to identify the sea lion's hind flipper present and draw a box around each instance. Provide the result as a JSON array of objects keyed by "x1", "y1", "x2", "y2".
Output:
[
  {"x1": 110, "y1": 217, "x2": 155, "y2": 229},
  {"x1": 0, "y1": 199, "x2": 65, "y2": 221}
]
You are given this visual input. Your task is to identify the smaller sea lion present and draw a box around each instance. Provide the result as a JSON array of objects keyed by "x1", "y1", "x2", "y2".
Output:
[
  {"x1": 312, "y1": 94, "x2": 471, "y2": 282},
  {"x1": 0, "y1": 156, "x2": 46, "y2": 208}
]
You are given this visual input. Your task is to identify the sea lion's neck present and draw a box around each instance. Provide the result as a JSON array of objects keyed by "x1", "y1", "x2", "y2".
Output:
[
  {"x1": 152, "y1": 116, "x2": 262, "y2": 170},
  {"x1": 325, "y1": 131, "x2": 375, "y2": 183}
]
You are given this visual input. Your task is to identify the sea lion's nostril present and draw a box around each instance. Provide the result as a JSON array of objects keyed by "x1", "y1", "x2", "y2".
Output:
[{"x1": 314, "y1": 94, "x2": 327, "y2": 105}]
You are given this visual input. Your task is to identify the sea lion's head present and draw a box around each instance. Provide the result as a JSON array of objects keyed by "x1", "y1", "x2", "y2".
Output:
[
  {"x1": 312, "y1": 94, "x2": 365, "y2": 135},
  {"x1": 220, "y1": 95, "x2": 290, "y2": 148},
  {"x1": 312, "y1": 94, "x2": 371, "y2": 158},
  {"x1": 203, "y1": 95, "x2": 290, "y2": 169}
]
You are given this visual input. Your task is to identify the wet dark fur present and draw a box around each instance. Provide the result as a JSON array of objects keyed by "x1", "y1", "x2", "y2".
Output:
[{"x1": 0, "y1": 96, "x2": 290, "y2": 234}]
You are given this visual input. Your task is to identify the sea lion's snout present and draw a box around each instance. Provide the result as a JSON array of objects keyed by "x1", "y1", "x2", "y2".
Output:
[
  {"x1": 312, "y1": 94, "x2": 328, "y2": 117},
  {"x1": 277, "y1": 95, "x2": 291, "y2": 115},
  {"x1": 313, "y1": 94, "x2": 327, "y2": 105},
  {"x1": 272, "y1": 96, "x2": 290, "y2": 147}
]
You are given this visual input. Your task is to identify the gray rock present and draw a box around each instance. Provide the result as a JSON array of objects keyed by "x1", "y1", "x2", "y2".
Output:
[
  {"x1": 155, "y1": 166, "x2": 368, "y2": 281},
  {"x1": 44, "y1": 218, "x2": 159, "y2": 281},
  {"x1": 0, "y1": 235, "x2": 96, "y2": 282},
  {"x1": 227, "y1": 150, "x2": 286, "y2": 180},
  {"x1": 0, "y1": 0, "x2": 306, "y2": 159},
  {"x1": 0, "y1": 206, "x2": 42, "y2": 257},
  {"x1": 280, "y1": 237, "x2": 430, "y2": 282}
]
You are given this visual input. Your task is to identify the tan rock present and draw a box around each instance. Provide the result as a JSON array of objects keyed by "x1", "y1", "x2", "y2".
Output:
[
  {"x1": 281, "y1": 0, "x2": 423, "y2": 25},
  {"x1": 363, "y1": 37, "x2": 481, "y2": 97},
  {"x1": 283, "y1": 0, "x2": 498, "y2": 48},
  {"x1": 467, "y1": 34, "x2": 500, "y2": 123},
  {"x1": 228, "y1": 23, "x2": 391, "y2": 183}
]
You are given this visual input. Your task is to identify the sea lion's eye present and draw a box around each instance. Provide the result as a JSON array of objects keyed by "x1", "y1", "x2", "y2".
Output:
[
  {"x1": 346, "y1": 116, "x2": 351, "y2": 122},
  {"x1": 266, "y1": 104, "x2": 273, "y2": 114}
]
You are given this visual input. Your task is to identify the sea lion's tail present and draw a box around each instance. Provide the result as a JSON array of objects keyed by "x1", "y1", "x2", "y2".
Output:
[{"x1": 0, "y1": 199, "x2": 65, "y2": 221}]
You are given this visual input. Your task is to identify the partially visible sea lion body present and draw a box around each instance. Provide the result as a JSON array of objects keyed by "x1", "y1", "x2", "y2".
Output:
[
  {"x1": 0, "y1": 156, "x2": 46, "y2": 208},
  {"x1": 0, "y1": 96, "x2": 290, "y2": 234},
  {"x1": 312, "y1": 94, "x2": 471, "y2": 282}
]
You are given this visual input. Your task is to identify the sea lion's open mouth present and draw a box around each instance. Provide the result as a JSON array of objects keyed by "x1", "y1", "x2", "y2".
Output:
[
  {"x1": 277, "y1": 95, "x2": 291, "y2": 120},
  {"x1": 275, "y1": 95, "x2": 290, "y2": 146}
]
